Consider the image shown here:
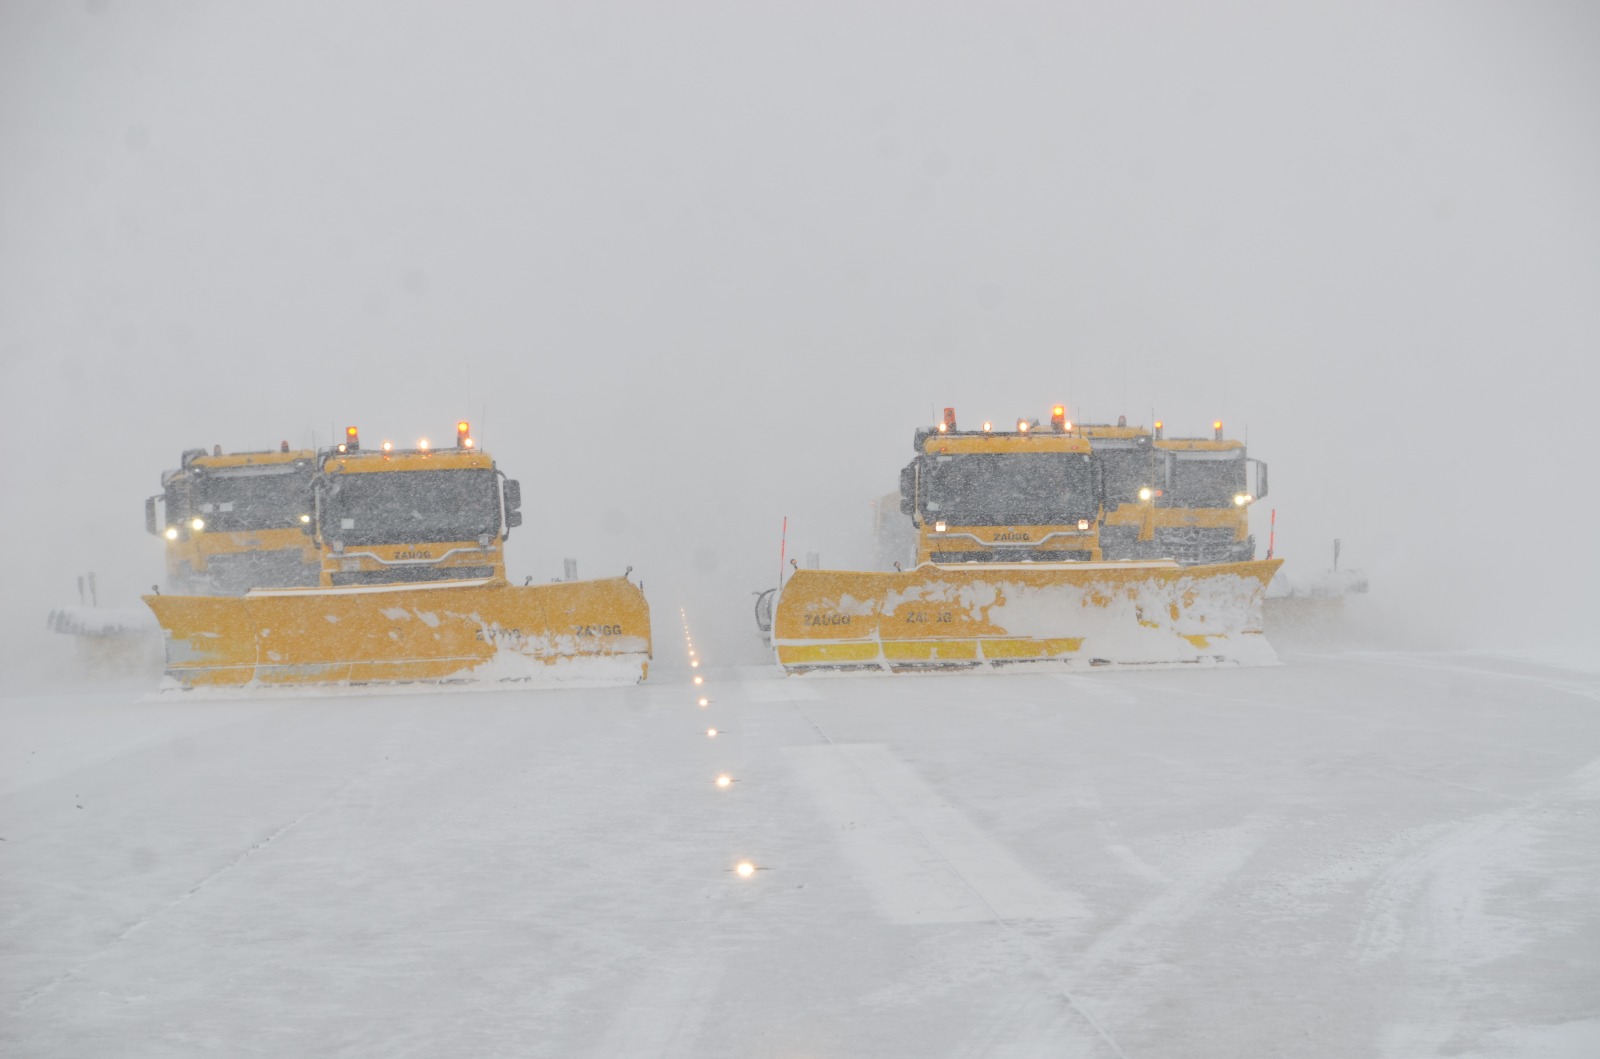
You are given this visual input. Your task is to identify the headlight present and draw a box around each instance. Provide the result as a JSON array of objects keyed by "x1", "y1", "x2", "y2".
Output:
[
  {"x1": 1233, "y1": 493, "x2": 1253, "y2": 506},
  {"x1": 1078, "y1": 519, "x2": 1090, "y2": 530},
  {"x1": 933, "y1": 520, "x2": 947, "y2": 533},
  {"x1": 190, "y1": 517, "x2": 205, "y2": 531},
  {"x1": 1138, "y1": 487, "x2": 1152, "y2": 501},
  {"x1": 300, "y1": 514, "x2": 311, "y2": 524},
  {"x1": 164, "y1": 527, "x2": 179, "y2": 540}
]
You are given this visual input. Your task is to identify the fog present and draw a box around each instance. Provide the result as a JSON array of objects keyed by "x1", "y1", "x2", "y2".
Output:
[{"x1": 3, "y1": 1, "x2": 1597, "y2": 683}]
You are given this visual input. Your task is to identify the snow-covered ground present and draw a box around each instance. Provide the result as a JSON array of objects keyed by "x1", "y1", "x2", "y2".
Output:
[{"x1": 4, "y1": 627, "x2": 1598, "y2": 1057}]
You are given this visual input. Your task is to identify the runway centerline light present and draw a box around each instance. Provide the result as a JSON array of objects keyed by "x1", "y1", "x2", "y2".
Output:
[
  {"x1": 693, "y1": 676, "x2": 704, "y2": 685},
  {"x1": 706, "y1": 728, "x2": 718, "y2": 738},
  {"x1": 734, "y1": 861, "x2": 756, "y2": 878},
  {"x1": 698, "y1": 697, "x2": 709, "y2": 707},
  {"x1": 715, "y1": 774, "x2": 732, "y2": 788}
]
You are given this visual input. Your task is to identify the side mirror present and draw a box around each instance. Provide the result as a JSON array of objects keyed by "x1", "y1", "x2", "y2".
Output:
[
  {"x1": 898, "y1": 462, "x2": 916, "y2": 516},
  {"x1": 504, "y1": 479, "x2": 523, "y2": 530},
  {"x1": 145, "y1": 496, "x2": 159, "y2": 536}
]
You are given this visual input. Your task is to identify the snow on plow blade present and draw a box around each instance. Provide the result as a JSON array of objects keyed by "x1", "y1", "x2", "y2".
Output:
[
  {"x1": 772, "y1": 559, "x2": 1283, "y2": 674},
  {"x1": 143, "y1": 576, "x2": 652, "y2": 690}
]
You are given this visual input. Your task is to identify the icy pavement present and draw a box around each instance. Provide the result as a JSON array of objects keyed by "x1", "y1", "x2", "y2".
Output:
[{"x1": 3, "y1": 641, "x2": 1598, "y2": 1057}]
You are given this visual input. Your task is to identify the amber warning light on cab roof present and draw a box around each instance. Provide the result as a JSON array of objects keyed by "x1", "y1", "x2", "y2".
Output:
[{"x1": 457, "y1": 421, "x2": 473, "y2": 448}]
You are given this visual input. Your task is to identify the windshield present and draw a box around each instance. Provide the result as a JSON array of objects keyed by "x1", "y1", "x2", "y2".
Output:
[
  {"x1": 1163, "y1": 453, "x2": 1247, "y2": 508},
  {"x1": 322, "y1": 469, "x2": 501, "y2": 545},
  {"x1": 1097, "y1": 446, "x2": 1158, "y2": 508},
  {"x1": 186, "y1": 464, "x2": 313, "y2": 531},
  {"x1": 924, "y1": 452, "x2": 1095, "y2": 525}
]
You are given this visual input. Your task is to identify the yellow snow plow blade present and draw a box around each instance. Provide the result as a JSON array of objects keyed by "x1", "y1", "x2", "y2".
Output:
[
  {"x1": 143, "y1": 575, "x2": 651, "y2": 690},
  {"x1": 772, "y1": 558, "x2": 1282, "y2": 673}
]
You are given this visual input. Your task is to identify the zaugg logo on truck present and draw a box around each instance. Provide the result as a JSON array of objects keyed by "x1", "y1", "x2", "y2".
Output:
[
  {"x1": 994, "y1": 532, "x2": 1031, "y2": 542},
  {"x1": 803, "y1": 613, "x2": 852, "y2": 627},
  {"x1": 574, "y1": 624, "x2": 623, "y2": 636},
  {"x1": 394, "y1": 549, "x2": 433, "y2": 560}
]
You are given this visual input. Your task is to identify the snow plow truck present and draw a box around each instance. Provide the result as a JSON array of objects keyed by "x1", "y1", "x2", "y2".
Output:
[
  {"x1": 144, "y1": 422, "x2": 651, "y2": 690},
  {"x1": 769, "y1": 407, "x2": 1282, "y2": 673},
  {"x1": 1085, "y1": 418, "x2": 1268, "y2": 564},
  {"x1": 145, "y1": 444, "x2": 323, "y2": 595}
]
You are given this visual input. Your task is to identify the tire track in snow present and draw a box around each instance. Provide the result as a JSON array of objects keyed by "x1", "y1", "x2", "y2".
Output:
[
  {"x1": 1353, "y1": 753, "x2": 1600, "y2": 966},
  {"x1": 774, "y1": 684, "x2": 1126, "y2": 1059},
  {"x1": 1351, "y1": 754, "x2": 1600, "y2": 1057},
  {"x1": 13, "y1": 709, "x2": 429, "y2": 1013},
  {"x1": 1324, "y1": 651, "x2": 1600, "y2": 703},
  {"x1": 1065, "y1": 815, "x2": 1275, "y2": 991},
  {"x1": 954, "y1": 989, "x2": 1101, "y2": 1059},
  {"x1": 592, "y1": 946, "x2": 725, "y2": 1059},
  {"x1": 785, "y1": 742, "x2": 1087, "y2": 924}
]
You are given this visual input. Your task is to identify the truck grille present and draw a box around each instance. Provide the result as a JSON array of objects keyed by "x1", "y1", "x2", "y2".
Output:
[
  {"x1": 930, "y1": 550, "x2": 1093, "y2": 564},
  {"x1": 1153, "y1": 527, "x2": 1248, "y2": 565},
  {"x1": 329, "y1": 565, "x2": 495, "y2": 586}
]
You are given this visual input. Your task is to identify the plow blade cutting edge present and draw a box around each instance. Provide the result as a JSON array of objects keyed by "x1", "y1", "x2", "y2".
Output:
[
  {"x1": 143, "y1": 576, "x2": 652, "y2": 690},
  {"x1": 772, "y1": 558, "x2": 1282, "y2": 674}
]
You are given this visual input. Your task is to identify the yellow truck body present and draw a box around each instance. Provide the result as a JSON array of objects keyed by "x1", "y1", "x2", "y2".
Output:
[
  {"x1": 899, "y1": 426, "x2": 1102, "y2": 564},
  {"x1": 143, "y1": 425, "x2": 651, "y2": 690},
  {"x1": 1082, "y1": 420, "x2": 1268, "y2": 564},
  {"x1": 773, "y1": 407, "x2": 1281, "y2": 673},
  {"x1": 145, "y1": 447, "x2": 321, "y2": 595}
]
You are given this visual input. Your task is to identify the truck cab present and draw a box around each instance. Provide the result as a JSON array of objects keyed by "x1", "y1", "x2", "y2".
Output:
[
  {"x1": 1139, "y1": 421, "x2": 1268, "y2": 564},
  {"x1": 899, "y1": 407, "x2": 1103, "y2": 565},
  {"x1": 309, "y1": 423, "x2": 523, "y2": 587},
  {"x1": 145, "y1": 445, "x2": 321, "y2": 595}
]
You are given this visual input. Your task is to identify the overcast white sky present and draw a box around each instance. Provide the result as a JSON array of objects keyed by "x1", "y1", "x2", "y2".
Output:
[{"x1": 3, "y1": 1, "x2": 1597, "y2": 679}]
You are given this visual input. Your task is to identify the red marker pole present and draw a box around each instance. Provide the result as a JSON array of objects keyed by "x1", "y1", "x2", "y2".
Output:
[
  {"x1": 777, "y1": 516, "x2": 789, "y2": 590},
  {"x1": 1267, "y1": 508, "x2": 1276, "y2": 560}
]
